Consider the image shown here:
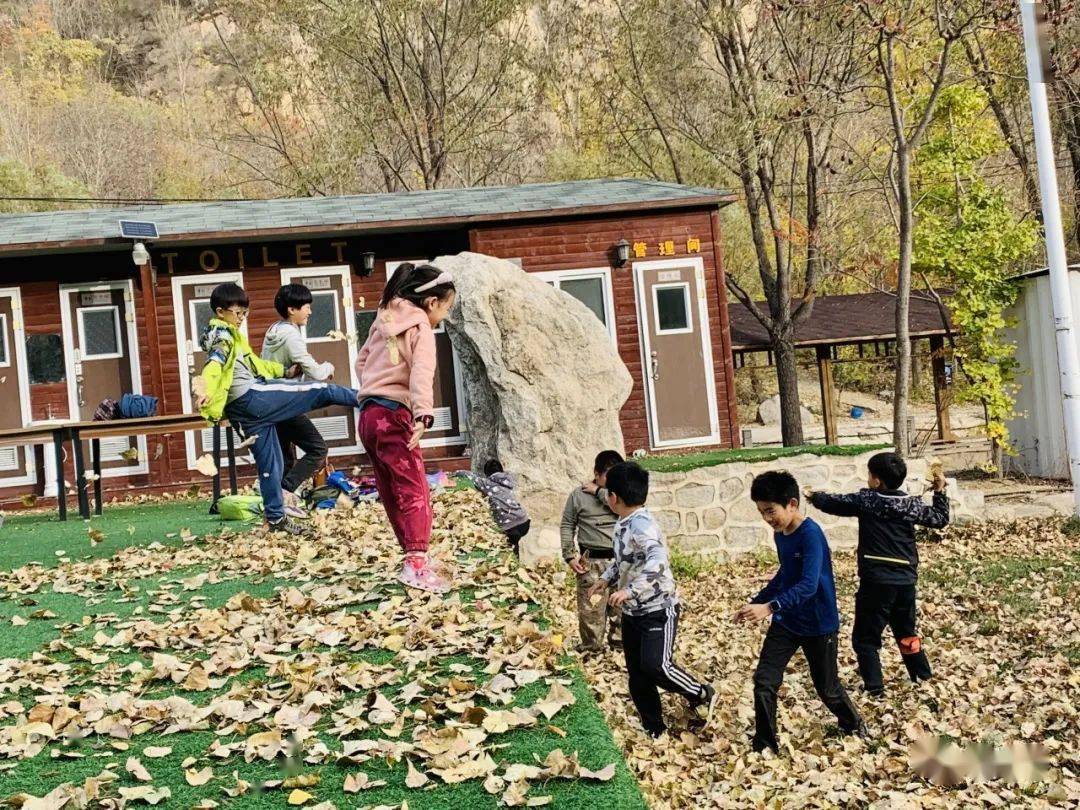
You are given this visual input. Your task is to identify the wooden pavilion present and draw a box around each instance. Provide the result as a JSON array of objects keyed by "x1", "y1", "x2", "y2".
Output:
[{"x1": 727, "y1": 291, "x2": 956, "y2": 447}]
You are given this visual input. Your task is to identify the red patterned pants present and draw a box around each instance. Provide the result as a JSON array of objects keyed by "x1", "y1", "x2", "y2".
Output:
[{"x1": 358, "y1": 403, "x2": 432, "y2": 553}]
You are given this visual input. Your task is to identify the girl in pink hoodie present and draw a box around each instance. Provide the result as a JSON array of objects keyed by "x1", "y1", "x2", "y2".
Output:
[{"x1": 356, "y1": 263, "x2": 456, "y2": 593}]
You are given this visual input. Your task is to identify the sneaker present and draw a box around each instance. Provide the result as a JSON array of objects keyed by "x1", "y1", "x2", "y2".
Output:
[
  {"x1": 398, "y1": 560, "x2": 451, "y2": 594},
  {"x1": 645, "y1": 728, "x2": 667, "y2": 741},
  {"x1": 283, "y1": 491, "x2": 309, "y2": 520},
  {"x1": 268, "y1": 516, "x2": 306, "y2": 536},
  {"x1": 690, "y1": 684, "x2": 718, "y2": 726}
]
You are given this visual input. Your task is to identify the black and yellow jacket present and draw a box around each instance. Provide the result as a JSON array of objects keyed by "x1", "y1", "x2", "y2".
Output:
[{"x1": 810, "y1": 488, "x2": 950, "y2": 585}]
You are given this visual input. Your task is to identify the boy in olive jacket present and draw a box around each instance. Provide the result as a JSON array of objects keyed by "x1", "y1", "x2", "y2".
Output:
[
  {"x1": 194, "y1": 283, "x2": 359, "y2": 534},
  {"x1": 562, "y1": 450, "x2": 624, "y2": 653}
]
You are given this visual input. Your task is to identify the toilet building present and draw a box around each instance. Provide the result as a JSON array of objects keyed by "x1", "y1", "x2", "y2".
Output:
[{"x1": 0, "y1": 178, "x2": 740, "y2": 506}]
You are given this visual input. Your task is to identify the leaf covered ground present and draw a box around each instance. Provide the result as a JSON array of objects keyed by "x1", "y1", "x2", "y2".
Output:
[
  {"x1": 534, "y1": 519, "x2": 1080, "y2": 808},
  {"x1": 0, "y1": 495, "x2": 644, "y2": 809}
]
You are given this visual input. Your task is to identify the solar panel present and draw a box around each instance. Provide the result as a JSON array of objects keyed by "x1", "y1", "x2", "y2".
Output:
[{"x1": 118, "y1": 220, "x2": 159, "y2": 239}]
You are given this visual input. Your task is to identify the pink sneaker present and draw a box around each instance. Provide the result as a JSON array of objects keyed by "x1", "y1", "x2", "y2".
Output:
[{"x1": 398, "y1": 559, "x2": 451, "y2": 593}]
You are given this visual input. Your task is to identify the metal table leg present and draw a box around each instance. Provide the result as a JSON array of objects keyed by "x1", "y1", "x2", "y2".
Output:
[
  {"x1": 92, "y1": 438, "x2": 102, "y2": 516},
  {"x1": 72, "y1": 430, "x2": 90, "y2": 520},
  {"x1": 226, "y1": 426, "x2": 238, "y2": 495},
  {"x1": 210, "y1": 424, "x2": 222, "y2": 514},
  {"x1": 53, "y1": 428, "x2": 67, "y2": 522}
]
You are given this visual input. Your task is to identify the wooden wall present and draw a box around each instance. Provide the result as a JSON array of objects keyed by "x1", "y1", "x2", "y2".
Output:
[
  {"x1": 470, "y1": 207, "x2": 739, "y2": 453},
  {"x1": 0, "y1": 208, "x2": 739, "y2": 509}
]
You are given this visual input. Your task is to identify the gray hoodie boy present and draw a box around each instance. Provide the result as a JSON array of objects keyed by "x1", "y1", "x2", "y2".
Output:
[{"x1": 262, "y1": 322, "x2": 334, "y2": 380}]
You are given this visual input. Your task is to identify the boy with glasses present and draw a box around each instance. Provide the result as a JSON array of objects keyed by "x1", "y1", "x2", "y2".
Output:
[{"x1": 194, "y1": 282, "x2": 361, "y2": 534}]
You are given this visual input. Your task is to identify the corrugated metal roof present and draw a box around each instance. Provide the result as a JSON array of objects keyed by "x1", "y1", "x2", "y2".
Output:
[
  {"x1": 728, "y1": 291, "x2": 953, "y2": 351},
  {"x1": 0, "y1": 178, "x2": 733, "y2": 254}
]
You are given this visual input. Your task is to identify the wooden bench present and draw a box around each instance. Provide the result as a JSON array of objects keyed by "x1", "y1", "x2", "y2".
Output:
[{"x1": 0, "y1": 416, "x2": 240, "y2": 521}]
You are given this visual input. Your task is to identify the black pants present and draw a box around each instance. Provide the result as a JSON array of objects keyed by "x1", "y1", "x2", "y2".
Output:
[
  {"x1": 852, "y1": 582, "x2": 932, "y2": 693},
  {"x1": 504, "y1": 520, "x2": 530, "y2": 558},
  {"x1": 752, "y1": 622, "x2": 863, "y2": 752},
  {"x1": 622, "y1": 605, "x2": 705, "y2": 734},
  {"x1": 277, "y1": 415, "x2": 328, "y2": 493}
]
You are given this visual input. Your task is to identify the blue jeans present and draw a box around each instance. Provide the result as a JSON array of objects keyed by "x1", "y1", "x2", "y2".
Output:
[{"x1": 224, "y1": 380, "x2": 359, "y2": 521}]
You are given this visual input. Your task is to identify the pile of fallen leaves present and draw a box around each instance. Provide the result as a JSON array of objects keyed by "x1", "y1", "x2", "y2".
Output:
[
  {"x1": 534, "y1": 518, "x2": 1080, "y2": 808},
  {"x1": 0, "y1": 490, "x2": 622, "y2": 809}
]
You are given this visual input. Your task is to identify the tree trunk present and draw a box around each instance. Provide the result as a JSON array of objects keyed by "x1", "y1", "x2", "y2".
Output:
[
  {"x1": 894, "y1": 145, "x2": 914, "y2": 456},
  {"x1": 773, "y1": 337, "x2": 805, "y2": 446},
  {"x1": 1056, "y1": 82, "x2": 1080, "y2": 255}
]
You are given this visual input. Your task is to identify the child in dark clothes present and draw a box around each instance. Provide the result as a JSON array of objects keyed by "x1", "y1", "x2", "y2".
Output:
[
  {"x1": 808, "y1": 452, "x2": 949, "y2": 696},
  {"x1": 736, "y1": 470, "x2": 866, "y2": 753},
  {"x1": 454, "y1": 460, "x2": 530, "y2": 556}
]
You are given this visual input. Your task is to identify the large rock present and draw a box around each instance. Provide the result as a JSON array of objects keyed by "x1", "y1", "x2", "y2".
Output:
[
  {"x1": 436, "y1": 253, "x2": 634, "y2": 559},
  {"x1": 757, "y1": 393, "x2": 817, "y2": 427}
]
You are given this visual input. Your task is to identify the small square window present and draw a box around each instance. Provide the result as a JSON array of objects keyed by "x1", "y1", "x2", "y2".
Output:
[
  {"x1": 654, "y1": 285, "x2": 691, "y2": 334},
  {"x1": 27, "y1": 334, "x2": 65, "y2": 383},
  {"x1": 0, "y1": 313, "x2": 9, "y2": 367},
  {"x1": 356, "y1": 310, "x2": 377, "y2": 342},
  {"x1": 304, "y1": 291, "x2": 340, "y2": 341},
  {"x1": 189, "y1": 299, "x2": 214, "y2": 344},
  {"x1": 78, "y1": 306, "x2": 122, "y2": 358},
  {"x1": 560, "y1": 277, "x2": 607, "y2": 326}
]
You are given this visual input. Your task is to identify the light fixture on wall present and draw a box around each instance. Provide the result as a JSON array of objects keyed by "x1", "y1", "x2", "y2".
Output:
[
  {"x1": 132, "y1": 242, "x2": 150, "y2": 267},
  {"x1": 360, "y1": 251, "x2": 376, "y2": 277},
  {"x1": 613, "y1": 239, "x2": 630, "y2": 268}
]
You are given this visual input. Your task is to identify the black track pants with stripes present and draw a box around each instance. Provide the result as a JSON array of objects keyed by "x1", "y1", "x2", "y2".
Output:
[{"x1": 621, "y1": 604, "x2": 706, "y2": 734}]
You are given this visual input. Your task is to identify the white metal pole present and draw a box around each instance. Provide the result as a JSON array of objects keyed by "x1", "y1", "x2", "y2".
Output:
[{"x1": 1020, "y1": 1, "x2": 1080, "y2": 514}]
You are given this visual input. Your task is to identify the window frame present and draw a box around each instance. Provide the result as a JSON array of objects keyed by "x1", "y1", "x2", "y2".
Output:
[
  {"x1": 0, "y1": 313, "x2": 9, "y2": 368},
  {"x1": 532, "y1": 266, "x2": 617, "y2": 346},
  {"x1": 651, "y1": 282, "x2": 693, "y2": 336},
  {"x1": 76, "y1": 304, "x2": 124, "y2": 360},
  {"x1": 301, "y1": 289, "x2": 342, "y2": 343}
]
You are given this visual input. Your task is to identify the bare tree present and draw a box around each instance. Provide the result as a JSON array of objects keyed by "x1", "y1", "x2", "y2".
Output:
[
  {"x1": 677, "y1": 0, "x2": 863, "y2": 446},
  {"x1": 206, "y1": 0, "x2": 541, "y2": 194},
  {"x1": 852, "y1": 0, "x2": 986, "y2": 456}
]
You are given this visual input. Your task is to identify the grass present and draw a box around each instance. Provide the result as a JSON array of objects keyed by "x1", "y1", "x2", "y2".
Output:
[
  {"x1": 0, "y1": 501, "x2": 646, "y2": 810},
  {"x1": 637, "y1": 442, "x2": 891, "y2": 473}
]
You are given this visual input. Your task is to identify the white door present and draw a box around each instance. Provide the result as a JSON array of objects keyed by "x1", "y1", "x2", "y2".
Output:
[
  {"x1": 0, "y1": 287, "x2": 35, "y2": 487},
  {"x1": 171, "y1": 273, "x2": 250, "y2": 469},
  {"x1": 633, "y1": 257, "x2": 721, "y2": 449},
  {"x1": 59, "y1": 281, "x2": 148, "y2": 477},
  {"x1": 279, "y1": 266, "x2": 364, "y2": 457}
]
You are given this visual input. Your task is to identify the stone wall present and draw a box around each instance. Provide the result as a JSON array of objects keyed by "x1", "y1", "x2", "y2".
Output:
[{"x1": 523, "y1": 450, "x2": 984, "y2": 563}]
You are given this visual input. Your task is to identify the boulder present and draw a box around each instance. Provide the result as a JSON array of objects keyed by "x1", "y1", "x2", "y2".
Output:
[
  {"x1": 757, "y1": 393, "x2": 817, "y2": 427},
  {"x1": 435, "y1": 253, "x2": 634, "y2": 560}
]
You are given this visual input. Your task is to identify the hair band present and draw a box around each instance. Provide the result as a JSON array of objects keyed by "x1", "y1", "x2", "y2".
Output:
[{"x1": 414, "y1": 271, "x2": 454, "y2": 293}]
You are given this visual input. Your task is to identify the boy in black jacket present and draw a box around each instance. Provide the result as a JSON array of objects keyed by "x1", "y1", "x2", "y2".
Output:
[{"x1": 808, "y1": 452, "x2": 949, "y2": 696}]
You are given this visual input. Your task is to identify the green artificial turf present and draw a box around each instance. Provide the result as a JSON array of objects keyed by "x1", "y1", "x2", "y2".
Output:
[
  {"x1": 0, "y1": 502, "x2": 646, "y2": 809},
  {"x1": 637, "y1": 442, "x2": 891, "y2": 473}
]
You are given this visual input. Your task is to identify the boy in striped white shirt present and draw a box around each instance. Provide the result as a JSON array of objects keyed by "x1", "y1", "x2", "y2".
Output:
[{"x1": 587, "y1": 461, "x2": 716, "y2": 739}]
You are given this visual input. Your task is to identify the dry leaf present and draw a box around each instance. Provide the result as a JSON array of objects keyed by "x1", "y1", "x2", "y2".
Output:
[
  {"x1": 287, "y1": 789, "x2": 313, "y2": 805},
  {"x1": 185, "y1": 766, "x2": 213, "y2": 786},
  {"x1": 118, "y1": 786, "x2": 172, "y2": 805},
  {"x1": 143, "y1": 746, "x2": 172, "y2": 759},
  {"x1": 405, "y1": 758, "x2": 429, "y2": 788},
  {"x1": 125, "y1": 756, "x2": 152, "y2": 782},
  {"x1": 194, "y1": 454, "x2": 217, "y2": 477}
]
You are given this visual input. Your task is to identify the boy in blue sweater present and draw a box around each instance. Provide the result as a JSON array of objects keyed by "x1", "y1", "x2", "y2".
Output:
[{"x1": 735, "y1": 470, "x2": 866, "y2": 753}]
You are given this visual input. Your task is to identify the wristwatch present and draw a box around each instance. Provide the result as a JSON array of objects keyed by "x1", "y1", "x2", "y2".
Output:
[
  {"x1": 415, "y1": 414, "x2": 434, "y2": 429},
  {"x1": 768, "y1": 600, "x2": 781, "y2": 615}
]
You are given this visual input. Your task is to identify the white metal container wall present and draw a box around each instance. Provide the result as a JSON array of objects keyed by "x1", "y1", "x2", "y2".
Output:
[{"x1": 1004, "y1": 268, "x2": 1080, "y2": 479}]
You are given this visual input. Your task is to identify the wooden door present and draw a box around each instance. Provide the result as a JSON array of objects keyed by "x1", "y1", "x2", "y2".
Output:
[
  {"x1": 280, "y1": 266, "x2": 363, "y2": 457},
  {"x1": 60, "y1": 281, "x2": 147, "y2": 476},
  {"x1": 0, "y1": 288, "x2": 34, "y2": 487},
  {"x1": 634, "y1": 258, "x2": 720, "y2": 448},
  {"x1": 170, "y1": 273, "x2": 249, "y2": 469}
]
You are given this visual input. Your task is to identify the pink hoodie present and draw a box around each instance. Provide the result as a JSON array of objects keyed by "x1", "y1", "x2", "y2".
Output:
[{"x1": 356, "y1": 298, "x2": 437, "y2": 418}]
